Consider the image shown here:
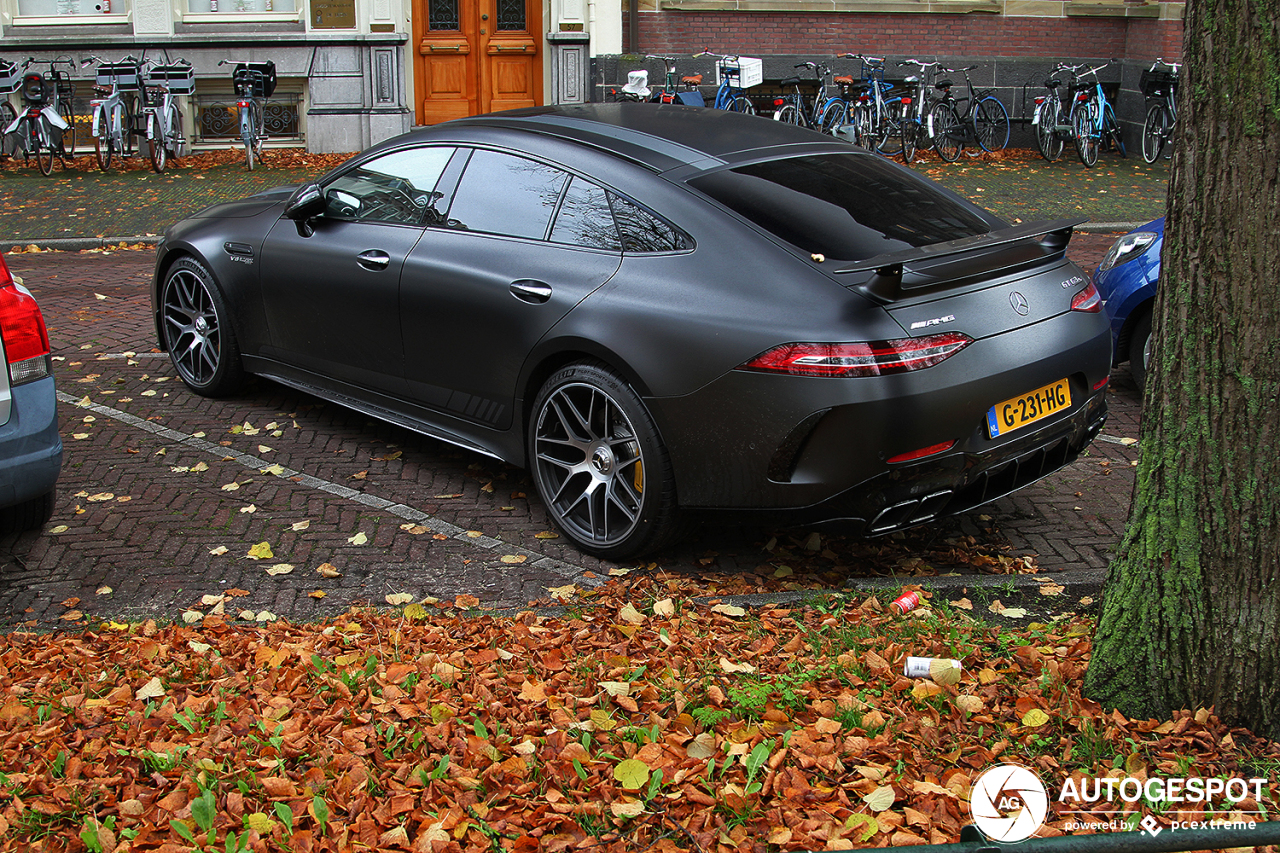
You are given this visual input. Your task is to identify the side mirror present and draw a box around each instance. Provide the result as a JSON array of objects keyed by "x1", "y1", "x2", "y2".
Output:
[{"x1": 284, "y1": 183, "x2": 325, "y2": 236}]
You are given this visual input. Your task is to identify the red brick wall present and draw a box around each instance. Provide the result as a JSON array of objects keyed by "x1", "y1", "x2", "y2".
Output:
[{"x1": 624, "y1": 11, "x2": 1183, "y2": 62}]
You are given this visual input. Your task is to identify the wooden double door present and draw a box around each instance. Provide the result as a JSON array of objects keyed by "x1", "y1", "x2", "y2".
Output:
[{"x1": 413, "y1": 0, "x2": 541, "y2": 124}]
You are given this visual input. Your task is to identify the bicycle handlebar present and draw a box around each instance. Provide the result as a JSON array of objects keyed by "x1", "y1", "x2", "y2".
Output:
[{"x1": 1149, "y1": 58, "x2": 1181, "y2": 72}]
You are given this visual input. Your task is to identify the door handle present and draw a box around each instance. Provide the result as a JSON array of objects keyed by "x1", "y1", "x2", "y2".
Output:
[
  {"x1": 357, "y1": 250, "x2": 391, "y2": 270},
  {"x1": 429, "y1": 44, "x2": 466, "y2": 51},
  {"x1": 509, "y1": 280, "x2": 552, "y2": 303}
]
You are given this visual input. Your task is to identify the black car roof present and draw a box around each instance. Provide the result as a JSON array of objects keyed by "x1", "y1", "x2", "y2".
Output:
[{"x1": 389, "y1": 103, "x2": 841, "y2": 174}]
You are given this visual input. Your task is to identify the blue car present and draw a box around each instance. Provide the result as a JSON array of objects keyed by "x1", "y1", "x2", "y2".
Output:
[
  {"x1": 1092, "y1": 217, "x2": 1163, "y2": 391},
  {"x1": 0, "y1": 252, "x2": 62, "y2": 533}
]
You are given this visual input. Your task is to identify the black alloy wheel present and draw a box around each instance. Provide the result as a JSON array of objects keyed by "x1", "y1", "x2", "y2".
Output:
[
  {"x1": 530, "y1": 362, "x2": 681, "y2": 559},
  {"x1": 160, "y1": 257, "x2": 245, "y2": 397}
]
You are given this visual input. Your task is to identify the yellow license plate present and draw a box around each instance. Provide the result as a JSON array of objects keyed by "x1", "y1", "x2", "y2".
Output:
[{"x1": 987, "y1": 379, "x2": 1071, "y2": 438}]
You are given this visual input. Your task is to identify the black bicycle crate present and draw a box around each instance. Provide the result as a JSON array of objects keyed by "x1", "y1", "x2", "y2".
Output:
[
  {"x1": 97, "y1": 61, "x2": 142, "y2": 90},
  {"x1": 0, "y1": 59, "x2": 19, "y2": 95},
  {"x1": 232, "y1": 61, "x2": 276, "y2": 98},
  {"x1": 1141, "y1": 68, "x2": 1177, "y2": 97},
  {"x1": 146, "y1": 63, "x2": 196, "y2": 95}
]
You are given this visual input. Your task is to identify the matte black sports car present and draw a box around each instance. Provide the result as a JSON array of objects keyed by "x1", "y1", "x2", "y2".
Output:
[{"x1": 151, "y1": 104, "x2": 1111, "y2": 559}]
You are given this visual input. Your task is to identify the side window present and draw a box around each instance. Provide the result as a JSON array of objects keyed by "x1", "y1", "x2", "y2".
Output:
[
  {"x1": 323, "y1": 147, "x2": 455, "y2": 226},
  {"x1": 549, "y1": 178, "x2": 621, "y2": 250},
  {"x1": 607, "y1": 193, "x2": 692, "y2": 253},
  {"x1": 446, "y1": 150, "x2": 568, "y2": 239}
]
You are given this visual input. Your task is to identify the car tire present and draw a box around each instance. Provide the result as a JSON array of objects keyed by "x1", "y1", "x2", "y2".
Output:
[
  {"x1": 0, "y1": 489, "x2": 55, "y2": 534},
  {"x1": 1128, "y1": 310, "x2": 1152, "y2": 393},
  {"x1": 160, "y1": 257, "x2": 246, "y2": 397},
  {"x1": 529, "y1": 361, "x2": 683, "y2": 559}
]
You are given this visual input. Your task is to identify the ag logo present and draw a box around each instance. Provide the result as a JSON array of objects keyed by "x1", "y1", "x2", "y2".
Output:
[{"x1": 969, "y1": 764, "x2": 1049, "y2": 842}]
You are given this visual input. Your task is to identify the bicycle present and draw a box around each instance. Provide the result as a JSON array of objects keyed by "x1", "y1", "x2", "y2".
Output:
[
  {"x1": 141, "y1": 55, "x2": 193, "y2": 173},
  {"x1": 645, "y1": 55, "x2": 705, "y2": 106},
  {"x1": 219, "y1": 59, "x2": 277, "y2": 169},
  {"x1": 1031, "y1": 63, "x2": 1091, "y2": 163},
  {"x1": 896, "y1": 59, "x2": 942, "y2": 163},
  {"x1": 929, "y1": 65, "x2": 1010, "y2": 162},
  {"x1": 1140, "y1": 58, "x2": 1179, "y2": 163},
  {"x1": 693, "y1": 51, "x2": 756, "y2": 114},
  {"x1": 771, "y1": 62, "x2": 844, "y2": 133},
  {"x1": 1072, "y1": 60, "x2": 1125, "y2": 167},
  {"x1": 2, "y1": 57, "x2": 76, "y2": 175},
  {"x1": 841, "y1": 54, "x2": 903, "y2": 155},
  {"x1": 85, "y1": 54, "x2": 143, "y2": 171}
]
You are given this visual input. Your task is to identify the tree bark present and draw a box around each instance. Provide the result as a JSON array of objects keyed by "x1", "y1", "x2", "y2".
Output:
[{"x1": 1082, "y1": 0, "x2": 1280, "y2": 738}]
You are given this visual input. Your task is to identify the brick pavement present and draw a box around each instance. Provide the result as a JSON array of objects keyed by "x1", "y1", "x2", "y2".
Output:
[{"x1": 0, "y1": 233, "x2": 1141, "y2": 629}]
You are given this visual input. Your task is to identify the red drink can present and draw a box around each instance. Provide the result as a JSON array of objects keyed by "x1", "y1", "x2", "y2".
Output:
[{"x1": 891, "y1": 590, "x2": 921, "y2": 614}]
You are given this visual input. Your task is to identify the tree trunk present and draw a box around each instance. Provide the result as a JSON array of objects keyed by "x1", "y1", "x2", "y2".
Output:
[{"x1": 1082, "y1": 0, "x2": 1280, "y2": 738}]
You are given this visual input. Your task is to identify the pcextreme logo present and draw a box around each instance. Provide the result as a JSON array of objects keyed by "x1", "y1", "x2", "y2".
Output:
[{"x1": 969, "y1": 764, "x2": 1050, "y2": 842}]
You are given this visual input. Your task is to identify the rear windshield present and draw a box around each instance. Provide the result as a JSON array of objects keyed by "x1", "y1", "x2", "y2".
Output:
[{"x1": 688, "y1": 153, "x2": 993, "y2": 263}]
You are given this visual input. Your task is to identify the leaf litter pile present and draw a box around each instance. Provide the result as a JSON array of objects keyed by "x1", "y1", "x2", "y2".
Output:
[{"x1": 2, "y1": 574, "x2": 1276, "y2": 853}]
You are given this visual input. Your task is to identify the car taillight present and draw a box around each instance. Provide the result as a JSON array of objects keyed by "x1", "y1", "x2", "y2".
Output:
[
  {"x1": 738, "y1": 333, "x2": 972, "y2": 378},
  {"x1": 1070, "y1": 282, "x2": 1102, "y2": 313},
  {"x1": 0, "y1": 257, "x2": 53, "y2": 386}
]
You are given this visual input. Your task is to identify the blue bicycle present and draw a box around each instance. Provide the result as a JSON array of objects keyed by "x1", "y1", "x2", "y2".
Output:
[
  {"x1": 694, "y1": 51, "x2": 756, "y2": 114},
  {"x1": 1072, "y1": 60, "x2": 1125, "y2": 167}
]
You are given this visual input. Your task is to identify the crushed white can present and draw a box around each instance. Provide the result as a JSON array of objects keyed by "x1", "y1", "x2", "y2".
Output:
[{"x1": 904, "y1": 656, "x2": 962, "y2": 683}]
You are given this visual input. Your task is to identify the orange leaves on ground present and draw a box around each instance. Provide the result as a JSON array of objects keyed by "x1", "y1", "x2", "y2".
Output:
[{"x1": 0, "y1": 580, "x2": 1274, "y2": 852}]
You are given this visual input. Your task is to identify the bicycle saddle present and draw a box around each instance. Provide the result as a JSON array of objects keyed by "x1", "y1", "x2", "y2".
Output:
[
  {"x1": 779, "y1": 76, "x2": 802, "y2": 86},
  {"x1": 934, "y1": 79, "x2": 953, "y2": 90},
  {"x1": 833, "y1": 75, "x2": 854, "y2": 85},
  {"x1": 1044, "y1": 78, "x2": 1061, "y2": 89},
  {"x1": 681, "y1": 74, "x2": 703, "y2": 85}
]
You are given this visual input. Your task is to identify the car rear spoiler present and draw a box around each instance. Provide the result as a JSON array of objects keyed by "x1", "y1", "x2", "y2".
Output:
[{"x1": 834, "y1": 217, "x2": 1087, "y2": 304}]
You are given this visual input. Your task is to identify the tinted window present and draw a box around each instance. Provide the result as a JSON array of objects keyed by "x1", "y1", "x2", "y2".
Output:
[
  {"x1": 447, "y1": 150, "x2": 568, "y2": 239},
  {"x1": 550, "y1": 178, "x2": 621, "y2": 250},
  {"x1": 688, "y1": 153, "x2": 991, "y2": 262},
  {"x1": 324, "y1": 147, "x2": 454, "y2": 226},
  {"x1": 608, "y1": 193, "x2": 691, "y2": 253}
]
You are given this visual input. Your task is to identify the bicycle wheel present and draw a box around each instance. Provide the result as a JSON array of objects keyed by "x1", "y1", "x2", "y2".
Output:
[
  {"x1": 1103, "y1": 102, "x2": 1125, "y2": 157},
  {"x1": 0, "y1": 102, "x2": 16, "y2": 160},
  {"x1": 819, "y1": 99, "x2": 847, "y2": 136},
  {"x1": 167, "y1": 104, "x2": 184, "y2": 163},
  {"x1": 94, "y1": 106, "x2": 113, "y2": 171},
  {"x1": 875, "y1": 103, "x2": 903, "y2": 157},
  {"x1": 34, "y1": 118, "x2": 55, "y2": 175},
  {"x1": 1142, "y1": 103, "x2": 1167, "y2": 164},
  {"x1": 1074, "y1": 102, "x2": 1099, "y2": 167},
  {"x1": 931, "y1": 102, "x2": 963, "y2": 162},
  {"x1": 121, "y1": 95, "x2": 135, "y2": 157},
  {"x1": 1035, "y1": 97, "x2": 1065, "y2": 162},
  {"x1": 57, "y1": 100, "x2": 76, "y2": 159},
  {"x1": 149, "y1": 112, "x2": 167, "y2": 173},
  {"x1": 242, "y1": 100, "x2": 259, "y2": 170},
  {"x1": 899, "y1": 117, "x2": 919, "y2": 163},
  {"x1": 774, "y1": 103, "x2": 803, "y2": 126},
  {"x1": 730, "y1": 95, "x2": 755, "y2": 115},
  {"x1": 975, "y1": 96, "x2": 1010, "y2": 152}
]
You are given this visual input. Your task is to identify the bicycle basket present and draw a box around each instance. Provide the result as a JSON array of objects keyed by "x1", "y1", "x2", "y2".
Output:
[
  {"x1": 97, "y1": 61, "x2": 142, "y2": 90},
  {"x1": 233, "y1": 61, "x2": 276, "y2": 98},
  {"x1": 715, "y1": 57, "x2": 762, "y2": 89},
  {"x1": 1140, "y1": 68, "x2": 1177, "y2": 97},
  {"x1": 0, "y1": 60, "x2": 19, "y2": 95},
  {"x1": 146, "y1": 63, "x2": 196, "y2": 95}
]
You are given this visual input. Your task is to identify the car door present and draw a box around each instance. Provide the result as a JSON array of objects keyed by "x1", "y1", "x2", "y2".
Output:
[
  {"x1": 399, "y1": 150, "x2": 623, "y2": 430},
  {"x1": 258, "y1": 147, "x2": 455, "y2": 396}
]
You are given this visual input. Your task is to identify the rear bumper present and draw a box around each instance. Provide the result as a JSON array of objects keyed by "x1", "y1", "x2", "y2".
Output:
[
  {"x1": 0, "y1": 377, "x2": 63, "y2": 509},
  {"x1": 804, "y1": 390, "x2": 1107, "y2": 534}
]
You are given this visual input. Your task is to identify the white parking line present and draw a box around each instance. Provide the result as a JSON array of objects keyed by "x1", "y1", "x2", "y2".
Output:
[{"x1": 54, "y1": 390, "x2": 594, "y2": 583}]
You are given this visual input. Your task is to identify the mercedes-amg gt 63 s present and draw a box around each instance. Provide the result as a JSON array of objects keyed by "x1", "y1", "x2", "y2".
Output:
[{"x1": 151, "y1": 104, "x2": 1111, "y2": 559}]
